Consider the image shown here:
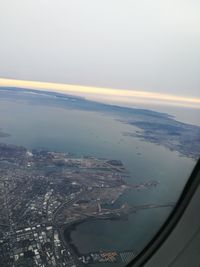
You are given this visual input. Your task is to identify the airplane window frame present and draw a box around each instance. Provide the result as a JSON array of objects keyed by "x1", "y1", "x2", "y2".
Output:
[{"x1": 127, "y1": 159, "x2": 200, "y2": 267}]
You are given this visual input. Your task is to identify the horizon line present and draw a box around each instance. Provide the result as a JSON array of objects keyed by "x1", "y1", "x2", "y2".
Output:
[{"x1": 0, "y1": 78, "x2": 200, "y2": 109}]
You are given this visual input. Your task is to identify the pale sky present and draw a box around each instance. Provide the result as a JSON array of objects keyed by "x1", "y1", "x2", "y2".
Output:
[{"x1": 0, "y1": 0, "x2": 200, "y2": 97}]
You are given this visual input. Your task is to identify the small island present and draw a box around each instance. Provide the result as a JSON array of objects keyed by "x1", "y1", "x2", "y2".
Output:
[{"x1": 0, "y1": 129, "x2": 10, "y2": 138}]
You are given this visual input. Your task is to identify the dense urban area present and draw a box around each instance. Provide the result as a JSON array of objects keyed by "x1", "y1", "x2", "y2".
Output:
[{"x1": 0, "y1": 143, "x2": 173, "y2": 267}]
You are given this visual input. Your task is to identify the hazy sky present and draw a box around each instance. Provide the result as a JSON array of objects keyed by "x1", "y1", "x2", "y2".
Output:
[{"x1": 0, "y1": 0, "x2": 200, "y2": 97}]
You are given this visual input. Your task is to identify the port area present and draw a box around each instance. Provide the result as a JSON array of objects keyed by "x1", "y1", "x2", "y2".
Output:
[
  {"x1": 0, "y1": 143, "x2": 174, "y2": 267},
  {"x1": 80, "y1": 250, "x2": 136, "y2": 265}
]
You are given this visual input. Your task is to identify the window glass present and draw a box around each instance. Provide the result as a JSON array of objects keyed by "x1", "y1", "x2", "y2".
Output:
[{"x1": 0, "y1": 1, "x2": 199, "y2": 267}]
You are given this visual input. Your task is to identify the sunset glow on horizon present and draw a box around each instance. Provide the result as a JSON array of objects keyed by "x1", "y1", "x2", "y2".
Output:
[{"x1": 0, "y1": 78, "x2": 200, "y2": 109}]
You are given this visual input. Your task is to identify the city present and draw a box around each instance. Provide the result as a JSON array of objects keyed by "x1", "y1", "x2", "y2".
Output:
[{"x1": 0, "y1": 143, "x2": 173, "y2": 267}]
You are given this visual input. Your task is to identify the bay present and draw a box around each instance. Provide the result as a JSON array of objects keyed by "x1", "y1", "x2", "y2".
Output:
[{"x1": 0, "y1": 95, "x2": 196, "y2": 266}]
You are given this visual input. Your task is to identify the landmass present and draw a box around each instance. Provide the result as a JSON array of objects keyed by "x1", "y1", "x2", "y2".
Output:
[
  {"x1": 0, "y1": 143, "x2": 173, "y2": 267},
  {"x1": 123, "y1": 120, "x2": 200, "y2": 160},
  {"x1": 0, "y1": 87, "x2": 199, "y2": 160},
  {"x1": 0, "y1": 129, "x2": 10, "y2": 138}
]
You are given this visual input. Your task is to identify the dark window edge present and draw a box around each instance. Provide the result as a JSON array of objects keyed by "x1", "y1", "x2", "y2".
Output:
[{"x1": 127, "y1": 158, "x2": 200, "y2": 267}]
